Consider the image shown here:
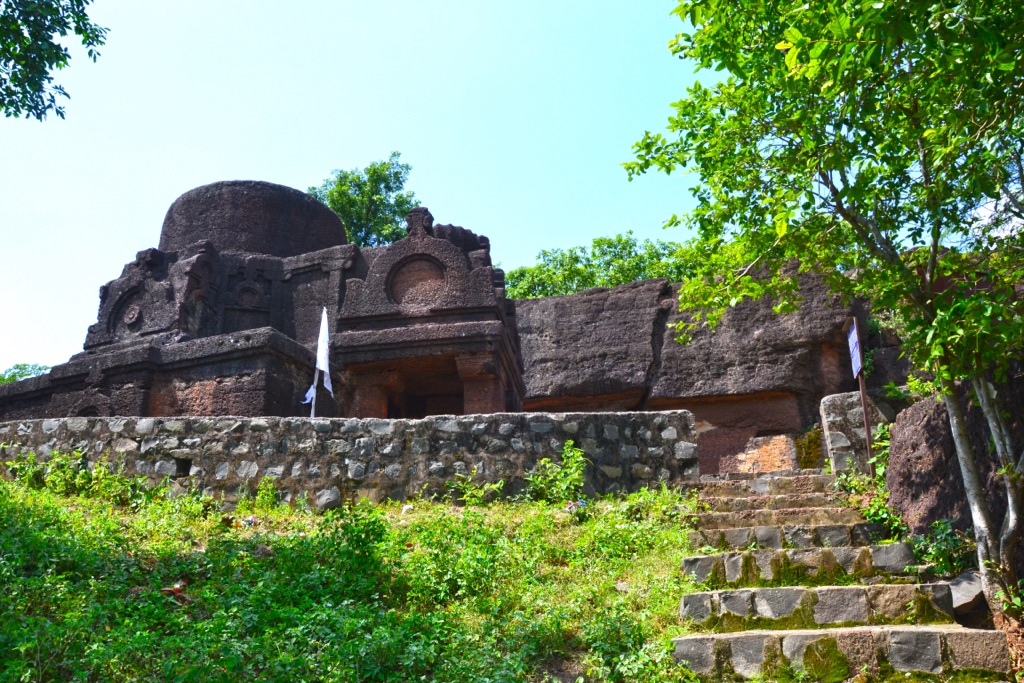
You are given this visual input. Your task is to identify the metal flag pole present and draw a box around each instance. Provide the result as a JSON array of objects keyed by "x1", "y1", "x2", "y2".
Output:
[
  {"x1": 846, "y1": 317, "x2": 873, "y2": 473},
  {"x1": 310, "y1": 368, "x2": 319, "y2": 418}
]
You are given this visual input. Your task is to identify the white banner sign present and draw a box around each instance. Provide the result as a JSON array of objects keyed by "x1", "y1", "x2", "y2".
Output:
[{"x1": 848, "y1": 318, "x2": 862, "y2": 378}]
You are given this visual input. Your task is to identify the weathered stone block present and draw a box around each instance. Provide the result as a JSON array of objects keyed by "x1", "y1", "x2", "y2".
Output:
[
  {"x1": 817, "y1": 524, "x2": 851, "y2": 547},
  {"x1": 348, "y1": 461, "x2": 366, "y2": 480},
  {"x1": 851, "y1": 522, "x2": 885, "y2": 545},
  {"x1": 868, "y1": 584, "x2": 917, "y2": 620},
  {"x1": 236, "y1": 460, "x2": 258, "y2": 479},
  {"x1": 752, "y1": 550, "x2": 776, "y2": 580},
  {"x1": 820, "y1": 392, "x2": 890, "y2": 475},
  {"x1": 870, "y1": 542, "x2": 915, "y2": 574},
  {"x1": 722, "y1": 527, "x2": 753, "y2": 548},
  {"x1": 682, "y1": 556, "x2": 716, "y2": 583},
  {"x1": 920, "y1": 583, "x2": 954, "y2": 617},
  {"x1": 788, "y1": 549, "x2": 821, "y2": 573},
  {"x1": 154, "y1": 460, "x2": 176, "y2": 476},
  {"x1": 784, "y1": 525, "x2": 815, "y2": 548},
  {"x1": 887, "y1": 629, "x2": 942, "y2": 673},
  {"x1": 725, "y1": 554, "x2": 745, "y2": 583},
  {"x1": 830, "y1": 547, "x2": 862, "y2": 575},
  {"x1": 945, "y1": 629, "x2": 1011, "y2": 672},
  {"x1": 315, "y1": 486, "x2": 342, "y2": 510},
  {"x1": 681, "y1": 593, "x2": 713, "y2": 623},
  {"x1": 719, "y1": 589, "x2": 753, "y2": 617},
  {"x1": 729, "y1": 634, "x2": 771, "y2": 679},
  {"x1": 753, "y1": 526, "x2": 783, "y2": 549},
  {"x1": 754, "y1": 587, "x2": 805, "y2": 618},
  {"x1": 673, "y1": 636, "x2": 718, "y2": 674},
  {"x1": 814, "y1": 587, "x2": 868, "y2": 624}
]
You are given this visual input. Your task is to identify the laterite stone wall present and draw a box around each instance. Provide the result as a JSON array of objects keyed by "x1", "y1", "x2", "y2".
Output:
[{"x1": 0, "y1": 411, "x2": 698, "y2": 508}]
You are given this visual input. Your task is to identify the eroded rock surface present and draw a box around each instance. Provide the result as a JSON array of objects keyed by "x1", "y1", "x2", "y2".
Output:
[
  {"x1": 516, "y1": 279, "x2": 673, "y2": 412},
  {"x1": 517, "y1": 274, "x2": 861, "y2": 472}
]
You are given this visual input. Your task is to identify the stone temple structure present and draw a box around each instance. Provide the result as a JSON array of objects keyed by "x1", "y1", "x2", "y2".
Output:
[{"x1": 0, "y1": 180, "x2": 869, "y2": 471}]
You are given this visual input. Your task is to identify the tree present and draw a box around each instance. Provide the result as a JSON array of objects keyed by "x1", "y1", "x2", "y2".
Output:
[
  {"x1": 309, "y1": 152, "x2": 419, "y2": 248},
  {"x1": 0, "y1": 363, "x2": 50, "y2": 384},
  {"x1": 626, "y1": 0, "x2": 1024, "y2": 629},
  {"x1": 505, "y1": 232, "x2": 697, "y2": 299},
  {"x1": 1, "y1": 0, "x2": 107, "y2": 120}
]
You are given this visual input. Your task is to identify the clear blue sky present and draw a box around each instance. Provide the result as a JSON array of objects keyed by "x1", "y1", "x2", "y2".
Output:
[{"x1": 0, "y1": 0, "x2": 699, "y2": 370}]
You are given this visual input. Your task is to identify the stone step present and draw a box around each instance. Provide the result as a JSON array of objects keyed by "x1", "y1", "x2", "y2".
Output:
[
  {"x1": 680, "y1": 583, "x2": 954, "y2": 632},
  {"x1": 682, "y1": 543, "x2": 918, "y2": 588},
  {"x1": 673, "y1": 624, "x2": 1011, "y2": 680},
  {"x1": 697, "y1": 468, "x2": 827, "y2": 482},
  {"x1": 688, "y1": 522, "x2": 889, "y2": 551},
  {"x1": 693, "y1": 506, "x2": 864, "y2": 530},
  {"x1": 701, "y1": 492, "x2": 840, "y2": 512},
  {"x1": 690, "y1": 473, "x2": 835, "y2": 499}
]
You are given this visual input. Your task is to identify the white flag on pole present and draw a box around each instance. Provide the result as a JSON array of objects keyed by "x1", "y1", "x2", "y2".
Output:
[
  {"x1": 316, "y1": 307, "x2": 333, "y2": 396},
  {"x1": 301, "y1": 307, "x2": 333, "y2": 405}
]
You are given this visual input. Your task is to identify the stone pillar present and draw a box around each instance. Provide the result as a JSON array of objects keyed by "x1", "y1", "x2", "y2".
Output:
[
  {"x1": 456, "y1": 355, "x2": 506, "y2": 415},
  {"x1": 819, "y1": 391, "x2": 893, "y2": 474}
]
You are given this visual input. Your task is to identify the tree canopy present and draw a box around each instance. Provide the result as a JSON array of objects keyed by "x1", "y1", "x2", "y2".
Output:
[
  {"x1": 505, "y1": 232, "x2": 697, "y2": 299},
  {"x1": 1, "y1": 0, "x2": 107, "y2": 120},
  {"x1": 0, "y1": 363, "x2": 50, "y2": 384},
  {"x1": 626, "y1": 0, "x2": 1024, "y2": 621},
  {"x1": 309, "y1": 152, "x2": 419, "y2": 248}
]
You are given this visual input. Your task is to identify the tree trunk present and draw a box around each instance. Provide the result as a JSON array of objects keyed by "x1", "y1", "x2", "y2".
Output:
[
  {"x1": 940, "y1": 378, "x2": 1008, "y2": 613},
  {"x1": 971, "y1": 376, "x2": 1024, "y2": 594}
]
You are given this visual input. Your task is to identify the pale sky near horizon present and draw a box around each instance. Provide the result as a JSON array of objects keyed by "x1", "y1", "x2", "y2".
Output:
[{"x1": 0, "y1": 1, "x2": 700, "y2": 370}]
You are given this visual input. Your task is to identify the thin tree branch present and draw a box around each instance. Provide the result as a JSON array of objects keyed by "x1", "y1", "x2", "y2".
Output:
[{"x1": 918, "y1": 138, "x2": 941, "y2": 297}]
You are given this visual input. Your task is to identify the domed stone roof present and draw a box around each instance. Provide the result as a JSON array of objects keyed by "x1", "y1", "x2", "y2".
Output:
[{"x1": 159, "y1": 180, "x2": 346, "y2": 257}]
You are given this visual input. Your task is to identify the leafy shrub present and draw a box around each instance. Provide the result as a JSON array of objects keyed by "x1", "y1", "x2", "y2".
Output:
[
  {"x1": 834, "y1": 424, "x2": 908, "y2": 539},
  {"x1": 5, "y1": 451, "x2": 152, "y2": 508},
  {"x1": 5, "y1": 452, "x2": 47, "y2": 489},
  {"x1": 912, "y1": 518, "x2": 976, "y2": 577},
  {"x1": 255, "y1": 475, "x2": 280, "y2": 511},
  {"x1": 581, "y1": 602, "x2": 647, "y2": 678},
  {"x1": 446, "y1": 466, "x2": 504, "y2": 506},
  {"x1": 525, "y1": 439, "x2": 589, "y2": 503},
  {"x1": 395, "y1": 508, "x2": 509, "y2": 607}
]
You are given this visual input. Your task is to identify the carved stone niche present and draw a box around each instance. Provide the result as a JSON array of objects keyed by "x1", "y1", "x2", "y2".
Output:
[{"x1": 336, "y1": 207, "x2": 524, "y2": 419}]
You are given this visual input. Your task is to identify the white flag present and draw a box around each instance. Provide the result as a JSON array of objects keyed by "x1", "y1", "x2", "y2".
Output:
[
  {"x1": 316, "y1": 307, "x2": 333, "y2": 396},
  {"x1": 301, "y1": 307, "x2": 333, "y2": 404}
]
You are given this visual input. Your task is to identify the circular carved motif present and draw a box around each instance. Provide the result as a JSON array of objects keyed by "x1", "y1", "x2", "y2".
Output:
[
  {"x1": 123, "y1": 303, "x2": 142, "y2": 326},
  {"x1": 388, "y1": 258, "x2": 446, "y2": 307},
  {"x1": 238, "y1": 287, "x2": 260, "y2": 307}
]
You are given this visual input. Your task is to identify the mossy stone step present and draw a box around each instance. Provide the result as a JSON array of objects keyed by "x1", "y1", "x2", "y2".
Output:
[
  {"x1": 688, "y1": 521, "x2": 888, "y2": 550},
  {"x1": 682, "y1": 542, "x2": 918, "y2": 587},
  {"x1": 701, "y1": 491, "x2": 840, "y2": 512},
  {"x1": 697, "y1": 468, "x2": 827, "y2": 481},
  {"x1": 680, "y1": 583, "x2": 954, "y2": 632},
  {"x1": 693, "y1": 506, "x2": 865, "y2": 530},
  {"x1": 672, "y1": 624, "x2": 1011, "y2": 681},
  {"x1": 691, "y1": 473, "x2": 835, "y2": 498}
]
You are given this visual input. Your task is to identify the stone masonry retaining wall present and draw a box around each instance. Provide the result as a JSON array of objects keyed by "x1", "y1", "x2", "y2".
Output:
[{"x1": 0, "y1": 411, "x2": 698, "y2": 508}]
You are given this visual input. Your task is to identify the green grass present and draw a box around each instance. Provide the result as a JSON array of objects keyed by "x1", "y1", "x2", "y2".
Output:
[{"x1": 0, "y1": 465, "x2": 704, "y2": 683}]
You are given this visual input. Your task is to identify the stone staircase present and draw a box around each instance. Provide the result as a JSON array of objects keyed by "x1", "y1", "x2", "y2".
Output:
[{"x1": 673, "y1": 469, "x2": 1012, "y2": 681}]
